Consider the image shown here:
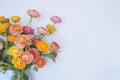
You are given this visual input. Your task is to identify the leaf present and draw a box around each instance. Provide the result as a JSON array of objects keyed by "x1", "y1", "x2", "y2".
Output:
[
  {"x1": 33, "y1": 66, "x2": 39, "y2": 72},
  {"x1": 47, "y1": 54, "x2": 56, "y2": 62}
]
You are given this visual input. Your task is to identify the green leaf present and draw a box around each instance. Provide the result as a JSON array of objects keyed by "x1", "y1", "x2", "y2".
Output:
[
  {"x1": 47, "y1": 54, "x2": 56, "y2": 62},
  {"x1": 33, "y1": 66, "x2": 39, "y2": 72}
]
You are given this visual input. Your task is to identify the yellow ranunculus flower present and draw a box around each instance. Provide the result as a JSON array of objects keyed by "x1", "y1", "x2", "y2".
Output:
[
  {"x1": 46, "y1": 24, "x2": 56, "y2": 34},
  {"x1": 7, "y1": 46, "x2": 22, "y2": 57},
  {"x1": 10, "y1": 16, "x2": 21, "y2": 23},
  {"x1": 0, "y1": 23, "x2": 9, "y2": 34},
  {"x1": 7, "y1": 35, "x2": 16, "y2": 42},
  {"x1": 12, "y1": 57, "x2": 26, "y2": 70},
  {"x1": 0, "y1": 16, "x2": 7, "y2": 22},
  {"x1": 36, "y1": 41, "x2": 50, "y2": 52}
]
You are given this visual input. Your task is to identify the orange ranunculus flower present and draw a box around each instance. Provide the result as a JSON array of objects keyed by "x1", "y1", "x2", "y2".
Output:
[
  {"x1": 0, "y1": 16, "x2": 7, "y2": 22},
  {"x1": 36, "y1": 56, "x2": 46, "y2": 68},
  {"x1": 9, "y1": 24, "x2": 23, "y2": 36},
  {"x1": 51, "y1": 41, "x2": 60, "y2": 50},
  {"x1": 7, "y1": 35, "x2": 16, "y2": 42},
  {"x1": 36, "y1": 41, "x2": 50, "y2": 52},
  {"x1": 14, "y1": 35, "x2": 30, "y2": 49}
]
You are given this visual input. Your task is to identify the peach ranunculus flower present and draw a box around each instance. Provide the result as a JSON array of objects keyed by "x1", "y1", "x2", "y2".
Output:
[
  {"x1": 9, "y1": 24, "x2": 23, "y2": 36},
  {"x1": 27, "y1": 9, "x2": 40, "y2": 18},
  {"x1": 14, "y1": 35, "x2": 30, "y2": 49}
]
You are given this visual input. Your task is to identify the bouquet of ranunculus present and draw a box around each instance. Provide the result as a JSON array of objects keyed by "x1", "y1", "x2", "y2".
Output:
[{"x1": 0, "y1": 9, "x2": 62, "y2": 80}]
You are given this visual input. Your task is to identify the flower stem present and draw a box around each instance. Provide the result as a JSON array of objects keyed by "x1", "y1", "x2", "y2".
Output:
[{"x1": 27, "y1": 17, "x2": 33, "y2": 27}]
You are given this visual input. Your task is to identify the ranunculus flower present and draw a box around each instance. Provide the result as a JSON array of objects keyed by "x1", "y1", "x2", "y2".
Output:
[
  {"x1": 46, "y1": 24, "x2": 56, "y2": 34},
  {"x1": 27, "y1": 9, "x2": 40, "y2": 18},
  {"x1": 9, "y1": 24, "x2": 23, "y2": 36},
  {"x1": 51, "y1": 41, "x2": 60, "y2": 50},
  {"x1": 36, "y1": 56, "x2": 46, "y2": 68},
  {"x1": 0, "y1": 42, "x2": 3, "y2": 50},
  {"x1": 14, "y1": 35, "x2": 30, "y2": 49},
  {"x1": 7, "y1": 35, "x2": 16, "y2": 42},
  {"x1": 23, "y1": 26, "x2": 34, "y2": 34},
  {"x1": 38, "y1": 27, "x2": 49, "y2": 35},
  {"x1": 36, "y1": 41, "x2": 50, "y2": 52},
  {"x1": 10, "y1": 16, "x2": 21, "y2": 23},
  {"x1": 32, "y1": 38, "x2": 41, "y2": 45},
  {"x1": 0, "y1": 60, "x2": 3, "y2": 66},
  {"x1": 20, "y1": 51, "x2": 34, "y2": 64},
  {"x1": 50, "y1": 16, "x2": 62, "y2": 24},
  {"x1": 29, "y1": 48, "x2": 40, "y2": 62},
  {"x1": 53, "y1": 52, "x2": 57, "y2": 58},
  {"x1": 12, "y1": 57, "x2": 26, "y2": 70},
  {"x1": 7, "y1": 46, "x2": 23, "y2": 57},
  {"x1": 0, "y1": 23, "x2": 10, "y2": 34},
  {"x1": 0, "y1": 16, "x2": 7, "y2": 22}
]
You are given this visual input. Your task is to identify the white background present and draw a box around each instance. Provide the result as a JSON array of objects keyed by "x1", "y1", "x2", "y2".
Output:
[{"x1": 0, "y1": 0, "x2": 120, "y2": 80}]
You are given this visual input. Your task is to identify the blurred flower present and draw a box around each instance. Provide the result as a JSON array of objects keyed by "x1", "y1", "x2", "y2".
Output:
[
  {"x1": 0, "y1": 42, "x2": 3, "y2": 50},
  {"x1": 32, "y1": 38, "x2": 41, "y2": 45},
  {"x1": 53, "y1": 52, "x2": 57, "y2": 58},
  {"x1": 9, "y1": 24, "x2": 23, "y2": 36},
  {"x1": 29, "y1": 48, "x2": 40, "y2": 62},
  {"x1": 23, "y1": 26, "x2": 34, "y2": 34},
  {"x1": 38, "y1": 27, "x2": 49, "y2": 35},
  {"x1": 36, "y1": 56, "x2": 46, "y2": 68},
  {"x1": 46, "y1": 24, "x2": 56, "y2": 34},
  {"x1": 36, "y1": 41, "x2": 50, "y2": 52},
  {"x1": 27, "y1": 9, "x2": 40, "y2": 18},
  {"x1": 7, "y1": 46, "x2": 23, "y2": 57},
  {"x1": 20, "y1": 51, "x2": 34, "y2": 64},
  {"x1": 7, "y1": 35, "x2": 16, "y2": 42},
  {"x1": 10, "y1": 16, "x2": 21, "y2": 23},
  {"x1": 0, "y1": 16, "x2": 7, "y2": 22},
  {"x1": 14, "y1": 35, "x2": 30, "y2": 49},
  {"x1": 0, "y1": 23, "x2": 9, "y2": 34},
  {"x1": 50, "y1": 16, "x2": 62, "y2": 24},
  {"x1": 12, "y1": 57, "x2": 26, "y2": 70},
  {"x1": 51, "y1": 41, "x2": 60, "y2": 50},
  {"x1": 0, "y1": 60, "x2": 3, "y2": 66}
]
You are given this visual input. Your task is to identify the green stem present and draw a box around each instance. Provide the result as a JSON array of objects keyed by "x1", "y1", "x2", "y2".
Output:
[
  {"x1": 27, "y1": 17, "x2": 33, "y2": 27},
  {"x1": 2, "y1": 63, "x2": 14, "y2": 70}
]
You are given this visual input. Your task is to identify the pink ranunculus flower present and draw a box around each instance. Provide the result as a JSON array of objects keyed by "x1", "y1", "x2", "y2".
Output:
[
  {"x1": 38, "y1": 27, "x2": 49, "y2": 35},
  {"x1": 29, "y1": 48, "x2": 40, "y2": 62},
  {"x1": 23, "y1": 26, "x2": 34, "y2": 34},
  {"x1": 27, "y1": 9, "x2": 40, "y2": 18},
  {"x1": 20, "y1": 51, "x2": 34, "y2": 64},
  {"x1": 50, "y1": 16, "x2": 62, "y2": 24},
  {"x1": 14, "y1": 35, "x2": 30, "y2": 49}
]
